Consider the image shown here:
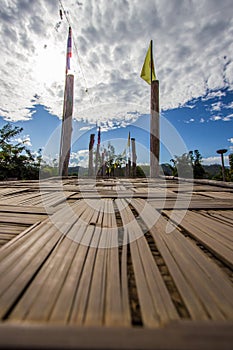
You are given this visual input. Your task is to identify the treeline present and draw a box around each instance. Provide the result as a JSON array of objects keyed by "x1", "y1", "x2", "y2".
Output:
[
  {"x1": 160, "y1": 150, "x2": 233, "y2": 181},
  {"x1": 0, "y1": 123, "x2": 232, "y2": 181}
]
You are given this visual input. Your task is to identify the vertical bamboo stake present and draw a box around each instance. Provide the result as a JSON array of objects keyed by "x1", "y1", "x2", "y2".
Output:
[
  {"x1": 217, "y1": 149, "x2": 227, "y2": 182},
  {"x1": 131, "y1": 138, "x2": 137, "y2": 177},
  {"x1": 95, "y1": 144, "x2": 100, "y2": 176},
  {"x1": 101, "y1": 151, "x2": 105, "y2": 177},
  {"x1": 95, "y1": 127, "x2": 101, "y2": 176},
  {"x1": 150, "y1": 79, "x2": 160, "y2": 178},
  {"x1": 150, "y1": 40, "x2": 160, "y2": 178},
  {"x1": 127, "y1": 159, "x2": 131, "y2": 177},
  {"x1": 88, "y1": 134, "x2": 95, "y2": 177},
  {"x1": 59, "y1": 74, "x2": 74, "y2": 177}
]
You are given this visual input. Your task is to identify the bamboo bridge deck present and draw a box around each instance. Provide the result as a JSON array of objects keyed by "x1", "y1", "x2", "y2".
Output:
[{"x1": 0, "y1": 177, "x2": 232, "y2": 349}]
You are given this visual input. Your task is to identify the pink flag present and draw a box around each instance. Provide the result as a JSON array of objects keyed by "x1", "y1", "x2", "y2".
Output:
[{"x1": 66, "y1": 26, "x2": 72, "y2": 74}]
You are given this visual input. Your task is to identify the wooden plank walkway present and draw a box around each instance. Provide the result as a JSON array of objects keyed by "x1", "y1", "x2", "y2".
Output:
[{"x1": 0, "y1": 178, "x2": 232, "y2": 349}]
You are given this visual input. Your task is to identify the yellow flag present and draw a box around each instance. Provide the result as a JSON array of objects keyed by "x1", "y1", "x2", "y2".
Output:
[{"x1": 140, "y1": 41, "x2": 156, "y2": 84}]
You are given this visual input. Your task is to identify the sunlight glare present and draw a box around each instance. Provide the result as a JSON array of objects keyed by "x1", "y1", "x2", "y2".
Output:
[{"x1": 34, "y1": 45, "x2": 65, "y2": 86}]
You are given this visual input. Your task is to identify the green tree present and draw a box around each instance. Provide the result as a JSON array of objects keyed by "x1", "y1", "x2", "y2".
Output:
[
  {"x1": 39, "y1": 158, "x2": 59, "y2": 178},
  {"x1": 136, "y1": 165, "x2": 146, "y2": 177},
  {"x1": 229, "y1": 153, "x2": 233, "y2": 180},
  {"x1": 170, "y1": 150, "x2": 206, "y2": 179},
  {"x1": 170, "y1": 153, "x2": 193, "y2": 178},
  {"x1": 104, "y1": 142, "x2": 127, "y2": 177},
  {"x1": 189, "y1": 150, "x2": 206, "y2": 179},
  {"x1": 0, "y1": 123, "x2": 40, "y2": 180}
]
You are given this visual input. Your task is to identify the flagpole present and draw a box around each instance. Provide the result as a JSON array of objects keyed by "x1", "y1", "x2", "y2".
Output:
[
  {"x1": 88, "y1": 134, "x2": 95, "y2": 177},
  {"x1": 131, "y1": 137, "x2": 137, "y2": 177},
  {"x1": 128, "y1": 132, "x2": 131, "y2": 177},
  {"x1": 150, "y1": 40, "x2": 153, "y2": 84},
  {"x1": 140, "y1": 40, "x2": 160, "y2": 178},
  {"x1": 150, "y1": 40, "x2": 160, "y2": 178},
  {"x1": 95, "y1": 127, "x2": 101, "y2": 176},
  {"x1": 59, "y1": 26, "x2": 74, "y2": 177}
]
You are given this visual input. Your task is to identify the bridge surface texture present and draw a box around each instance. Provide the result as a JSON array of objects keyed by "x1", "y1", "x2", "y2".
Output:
[{"x1": 0, "y1": 177, "x2": 232, "y2": 349}]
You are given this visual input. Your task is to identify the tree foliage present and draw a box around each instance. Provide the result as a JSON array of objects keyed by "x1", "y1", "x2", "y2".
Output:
[
  {"x1": 170, "y1": 153, "x2": 193, "y2": 178},
  {"x1": 229, "y1": 153, "x2": 233, "y2": 181},
  {"x1": 170, "y1": 150, "x2": 206, "y2": 179},
  {"x1": 189, "y1": 150, "x2": 206, "y2": 179},
  {"x1": 102, "y1": 142, "x2": 127, "y2": 176},
  {"x1": 0, "y1": 123, "x2": 41, "y2": 180}
]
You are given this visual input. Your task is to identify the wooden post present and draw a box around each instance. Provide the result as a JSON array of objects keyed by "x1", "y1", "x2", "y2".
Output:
[
  {"x1": 150, "y1": 79, "x2": 160, "y2": 178},
  {"x1": 217, "y1": 149, "x2": 227, "y2": 182},
  {"x1": 131, "y1": 138, "x2": 137, "y2": 177},
  {"x1": 95, "y1": 128, "x2": 101, "y2": 176},
  {"x1": 127, "y1": 158, "x2": 131, "y2": 177},
  {"x1": 221, "y1": 153, "x2": 226, "y2": 182},
  {"x1": 95, "y1": 144, "x2": 100, "y2": 176},
  {"x1": 125, "y1": 164, "x2": 127, "y2": 177},
  {"x1": 101, "y1": 152, "x2": 105, "y2": 177},
  {"x1": 59, "y1": 74, "x2": 74, "y2": 177},
  {"x1": 88, "y1": 134, "x2": 95, "y2": 177}
]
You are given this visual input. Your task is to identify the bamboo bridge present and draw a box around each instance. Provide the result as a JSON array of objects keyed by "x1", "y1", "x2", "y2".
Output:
[{"x1": 0, "y1": 177, "x2": 232, "y2": 349}]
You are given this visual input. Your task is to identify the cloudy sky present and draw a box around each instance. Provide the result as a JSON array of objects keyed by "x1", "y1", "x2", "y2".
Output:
[{"x1": 0, "y1": 0, "x2": 233, "y2": 166}]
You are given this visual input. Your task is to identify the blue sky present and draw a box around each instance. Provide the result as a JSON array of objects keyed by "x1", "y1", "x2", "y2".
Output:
[
  {"x1": 0, "y1": 0, "x2": 233, "y2": 168},
  {"x1": 1, "y1": 87, "x2": 232, "y2": 167}
]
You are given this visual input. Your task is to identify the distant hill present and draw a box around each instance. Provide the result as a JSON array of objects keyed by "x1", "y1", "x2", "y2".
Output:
[
  {"x1": 68, "y1": 166, "x2": 88, "y2": 177},
  {"x1": 203, "y1": 164, "x2": 222, "y2": 178}
]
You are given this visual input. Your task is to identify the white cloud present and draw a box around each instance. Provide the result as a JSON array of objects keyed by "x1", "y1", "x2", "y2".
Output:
[
  {"x1": 0, "y1": 0, "x2": 233, "y2": 124},
  {"x1": 14, "y1": 135, "x2": 32, "y2": 146},
  {"x1": 222, "y1": 114, "x2": 233, "y2": 121},
  {"x1": 184, "y1": 103, "x2": 196, "y2": 109},
  {"x1": 79, "y1": 126, "x2": 93, "y2": 131},
  {"x1": 202, "y1": 156, "x2": 229, "y2": 166},
  {"x1": 184, "y1": 118, "x2": 195, "y2": 124},
  {"x1": 70, "y1": 149, "x2": 89, "y2": 167},
  {"x1": 226, "y1": 101, "x2": 233, "y2": 109},
  {"x1": 225, "y1": 61, "x2": 233, "y2": 86},
  {"x1": 211, "y1": 101, "x2": 222, "y2": 111},
  {"x1": 210, "y1": 115, "x2": 222, "y2": 121},
  {"x1": 202, "y1": 91, "x2": 226, "y2": 101},
  {"x1": 42, "y1": 154, "x2": 59, "y2": 166},
  {"x1": 200, "y1": 118, "x2": 205, "y2": 123},
  {"x1": 228, "y1": 138, "x2": 233, "y2": 143}
]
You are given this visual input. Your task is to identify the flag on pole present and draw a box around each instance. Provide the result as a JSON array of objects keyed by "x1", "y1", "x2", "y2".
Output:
[
  {"x1": 140, "y1": 41, "x2": 156, "y2": 84},
  {"x1": 66, "y1": 26, "x2": 72, "y2": 74}
]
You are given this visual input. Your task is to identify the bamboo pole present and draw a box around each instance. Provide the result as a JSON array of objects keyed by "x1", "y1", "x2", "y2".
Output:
[
  {"x1": 131, "y1": 138, "x2": 137, "y2": 177},
  {"x1": 150, "y1": 79, "x2": 160, "y2": 178},
  {"x1": 95, "y1": 127, "x2": 101, "y2": 176},
  {"x1": 217, "y1": 149, "x2": 227, "y2": 182},
  {"x1": 150, "y1": 40, "x2": 160, "y2": 178},
  {"x1": 88, "y1": 134, "x2": 95, "y2": 177},
  {"x1": 59, "y1": 74, "x2": 74, "y2": 177},
  {"x1": 101, "y1": 151, "x2": 106, "y2": 177},
  {"x1": 95, "y1": 144, "x2": 100, "y2": 176}
]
